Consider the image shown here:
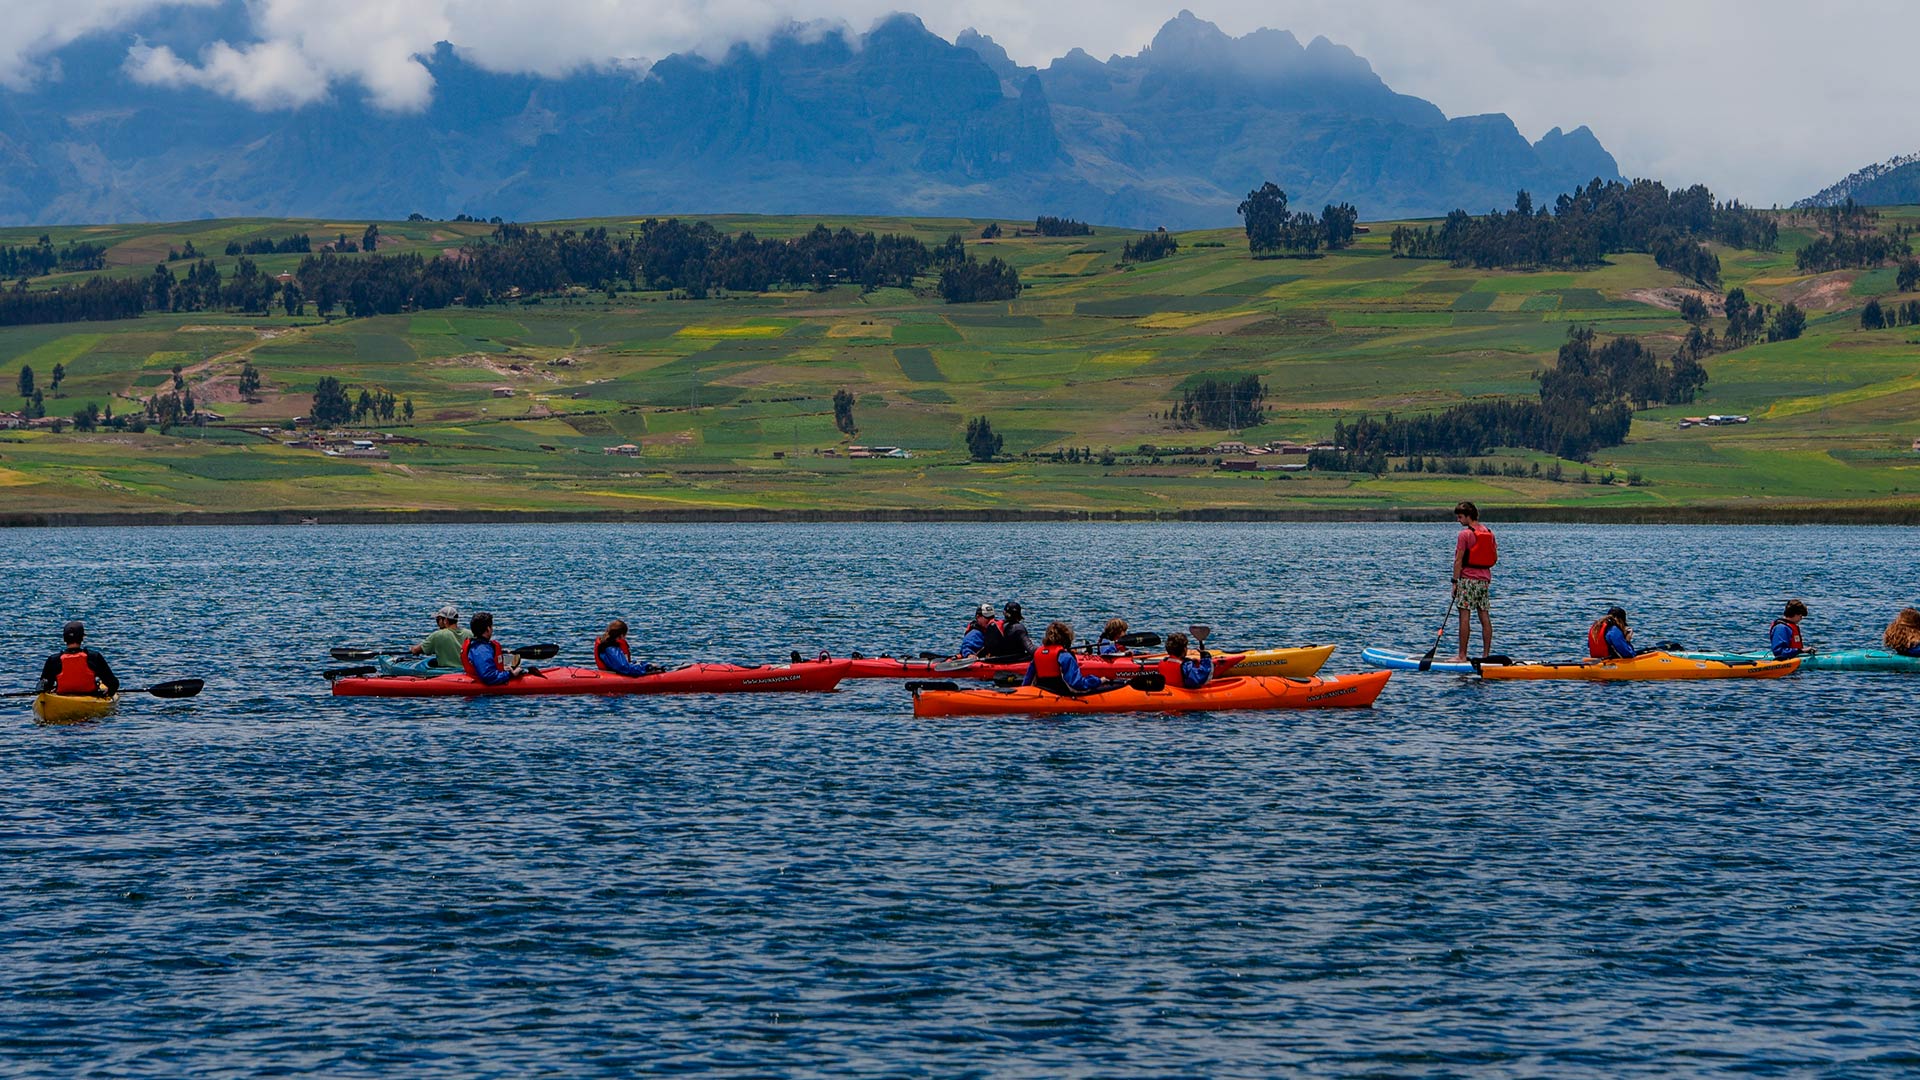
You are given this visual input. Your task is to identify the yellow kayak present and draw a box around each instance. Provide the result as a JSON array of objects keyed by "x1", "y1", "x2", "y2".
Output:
[
  {"x1": 1212, "y1": 645, "x2": 1336, "y2": 678},
  {"x1": 1477, "y1": 652, "x2": 1800, "y2": 681},
  {"x1": 32, "y1": 692, "x2": 119, "y2": 724}
]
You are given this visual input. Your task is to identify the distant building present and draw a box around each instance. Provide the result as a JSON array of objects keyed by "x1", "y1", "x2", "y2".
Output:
[
  {"x1": 491, "y1": 386, "x2": 515, "y2": 398},
  {"x1": 1214, "y1": 440, "x2": 1248, "y2": 453},
  {"x1": 605, "y1": 444, "x2": 640, "y2": 456}
]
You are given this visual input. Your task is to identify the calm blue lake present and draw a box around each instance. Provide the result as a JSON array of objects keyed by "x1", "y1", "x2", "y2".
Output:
[{"x1": 4, "y1": 523, "x2": 1918, "y2": 1076}]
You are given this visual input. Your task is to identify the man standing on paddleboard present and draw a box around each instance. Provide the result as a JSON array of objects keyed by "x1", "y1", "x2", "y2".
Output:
[{"x1": 1451, "y1": 501, "x2": 1496, "y2": 662}]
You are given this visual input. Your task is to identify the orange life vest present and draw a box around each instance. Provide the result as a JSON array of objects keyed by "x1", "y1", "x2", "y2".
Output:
[
  {"x1": 55, "y1": 649, "x2": 98, "y2": 694},
  {"x1": 462, "y1": 638, "x2": 503, "y2": 679},
  {"x1": 1588, "y1": 619, "x2": 1616, "y2": 659},
  {"x1": 1032, "y1": 645, "x2": 1064, "y2": 678},
  {"x1": 594, "y1": 635, "x2": 630, "y2": 672},
  {"x1": 1157, "y1": 657, "x2": 1186, "y2": 684},
  {"x1": 1463, "y1": 523, "x2": 1497, "y2": 569},
  {"x1": 1771, "y1": 619, "x2": 1803, "y2": 653}
]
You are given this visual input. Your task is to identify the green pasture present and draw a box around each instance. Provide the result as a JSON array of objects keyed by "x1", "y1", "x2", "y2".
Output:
[{"x1": 4, "y1": 208, "x2": 1920, "y2": 516}]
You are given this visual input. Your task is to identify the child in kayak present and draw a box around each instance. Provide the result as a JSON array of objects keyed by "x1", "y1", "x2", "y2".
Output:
[
  {"x1": 1094, "y1": 618, "x2": 1130, "y2": 657},
  {"x1": 38, "y1": 621, "x2": 120, "y2": 697},
  {"x1": 595, "y1": 620, "x2": 656, "y2": 677},
  {"x1": 1770, "y1": 600, "x2": 1810, "y2": 659},
  {"x1": 1884, "y1": 608, "x2": 1920, "y2": 657},
  {"x1": 1587, "y1": 607, "x2": 1636, "y2": 659},
  {"x1": 1024, "y1": 622, "x2": 1108, "y2": 695},
  {"x1": 462, "y1": 612, "x2": 524, "y2": 686},
  {"x1": 1160, "y1": 632, "x2": 1214, "y2": 689}
]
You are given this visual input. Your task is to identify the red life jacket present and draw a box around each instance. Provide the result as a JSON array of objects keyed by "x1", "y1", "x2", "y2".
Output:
[
  {"x1": 1771, "y1": 619, "x2": 1803, "y2": 652},
  {"x1": 55, "y1": 649, "x2": 98, "y2": 694},
  {"x1": 1157, "y1": 657, "x2": 1185, "y2": 684},
  {"x1": 462, "y1": 637, "x2": 502, "y2": 679},
  {"x1": 1032, "y1": 645, "x2": 1064, "y2": 678},
  {"x1": 594, "y1": 635, "x2": 630, "y2": 672},
  {"x1": 1588, "y1": 619, "x2": 1616, "y2": 659},
  {"x1": 1463, "y1": 523, "x2": 1497, "y2": 569}
]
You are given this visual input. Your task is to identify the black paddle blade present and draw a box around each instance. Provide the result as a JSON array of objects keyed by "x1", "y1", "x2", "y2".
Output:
[
  {"x1": 1650, "y1": 641, "x2": 1685, "y2": 652},
  {"x1": 904, "y1": 681, "x2": 960, "y2": 694},
  {"x1": 147, "y1": 679, "x2": 205, "y2": 698},
  {"x1": 1188, "y1": 624, "x2": 1211, "y2": 643},
  {"x1": 330, "y1": 648, "x2": 380, "y2": 662},
  {"x1": 1117, "y1": 632, "x2": 1162, "y2": 648},
  {"x1": 513, "y1": 644, "x2": 560, "y2": 661},
  {"x1": 1128, "y1": 672, "x2": 1168, "y2": 692},
  {"x1": 992, "y1": 673, "x2": 1022, "y2": 688},
  {"x1": 919, "y1": 651, "x2": 944, "y2": 660},
  {"x1": 323, "y1": 665, "x2": 378, "y2": 680}
]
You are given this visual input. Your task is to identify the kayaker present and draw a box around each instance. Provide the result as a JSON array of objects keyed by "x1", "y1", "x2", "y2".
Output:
[
  {"x1": 1023, "y1": 621, "x2": 1107, "y2": 695},
  {"x1": 595, "y1": 620, "x2": 656, "y2": 677},
  {"x1": 1158, "y1": 632, "x2": 1213, "y2": 689},
  {"x1": 1769, "y1": 600, "x2": 1810, "y2": 659},
  {"x1": 958, "y1": 604, "x2": 1001, "y2": 658},
  {"x1": 1884, "y1": 608, "x2": 1920, "y2": 657},
  {"x1": 1587, "y1": 607, "x2": 1636, "y2": 659},
  {"x1": 38, "y1": 621, "x2": 120, "y2": 697},
  {"x1": 461, "y1": 611, "x2": 522, "y2": 686},
  {"x1": 1450, "y1": 501, "x2": 1496, "y2": 663},
  {"x1": 408, "y1": 604, "x2": 470, "y2": 669},
  {"x1": 1094, "y1": 619, "x2": 1129, "y2": 657},
  {"x1": 998, "y1": 602, "x2": 1036, "y2": 661}
]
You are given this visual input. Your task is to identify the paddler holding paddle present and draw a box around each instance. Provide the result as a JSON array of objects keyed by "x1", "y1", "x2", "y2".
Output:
[
  {"x1": 462, "y1": 612, "x2": 529, "y2": 686},
  {"x1": 409, "y1": 605, "x2": 470, "y2": 670},
  {"x1": 38, "y1": 621, "x2": 119, "y2": 697},
  {"x1": 1450, "y1": 501, "x2": 1496, "y2": 663}
]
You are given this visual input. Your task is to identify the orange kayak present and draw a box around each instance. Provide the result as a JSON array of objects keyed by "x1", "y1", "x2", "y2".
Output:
[
  {"x1": 910, "y1": 671, "x2": 1391, "y2": 718},
  {"x1": 1476, "y1": 651, "x2": 1800, "y2": 681}
]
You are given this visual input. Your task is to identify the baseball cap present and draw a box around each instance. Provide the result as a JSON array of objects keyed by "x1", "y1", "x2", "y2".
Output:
[
  {"x1": 436, "y1": 605, "x2": 461, "y2": 621},
  {"x1": 1003, "y1": 601, "x2": 1022, "y2": 618},
  {"x1": 974, "y1": 603, "x2": 995, "y2": 619},
  {"x1": 62, "y1": 620, "x2": 85, "y2": 643}
]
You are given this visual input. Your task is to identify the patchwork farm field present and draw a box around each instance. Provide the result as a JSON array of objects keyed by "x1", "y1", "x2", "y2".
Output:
[{"x1": 4, "y1": 209, "x2": 1920, "y2": 521}]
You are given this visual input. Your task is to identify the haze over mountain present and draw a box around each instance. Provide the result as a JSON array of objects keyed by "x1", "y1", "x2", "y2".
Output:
[
  {"x1": 0, "y1": 8, "x2": 1618, "y2": 228},
  {"x1": 1797, "y1": 153, "x2": 1920, "y2": 209}
]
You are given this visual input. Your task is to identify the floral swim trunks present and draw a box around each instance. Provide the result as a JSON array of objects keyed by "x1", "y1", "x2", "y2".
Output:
[{"x1": 1454, "y1": 578, "x2": 1491, "y2": 612}]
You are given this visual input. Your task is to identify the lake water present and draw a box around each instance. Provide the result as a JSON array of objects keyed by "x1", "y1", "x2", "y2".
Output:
[{"x1": 4, "y1": 523, "x2": 1919, "y2": 1076}]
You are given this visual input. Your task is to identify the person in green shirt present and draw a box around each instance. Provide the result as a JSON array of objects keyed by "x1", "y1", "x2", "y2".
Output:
[{"x1": 409, "y1": 605, "x2": 471, "y2": 670}]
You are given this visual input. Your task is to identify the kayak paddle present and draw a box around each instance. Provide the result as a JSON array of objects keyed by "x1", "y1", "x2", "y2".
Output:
[
  {"x1": 1117, "y1": 631, "x2": 1163, "y2": 649},
  {"x1": 3, "y1": 678, "x2": 205, "y2": 700},
  {"x1": 932, "y1": 658, "x2": 978, "y2": 673},
  {"x1": 1417, "y1": 598, "x2": 1456, "y2": 672},
  {"x1": 905, "y1": 680, "x2": 961, "y2": 693},
  {"x1": 1127, "y1": 671, "x2": 1168, "y2": 692},
  {"x1": 331, "y1": 643, "x2": 559, "y2": 662},
  {"x1": 323, "y1": 665, "x2": 378, "y2": 680}
]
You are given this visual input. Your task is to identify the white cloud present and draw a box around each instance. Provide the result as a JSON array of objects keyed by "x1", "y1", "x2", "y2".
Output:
[
  {"x1": 4, "y1": 0, "x2": 1917, "y2": 203},
  {"x1": 126, "y1": 39, "x2": 330, "y2": 107},
  {"x1": 0, "y1": 0, "x2": 214, "y2": 89}
]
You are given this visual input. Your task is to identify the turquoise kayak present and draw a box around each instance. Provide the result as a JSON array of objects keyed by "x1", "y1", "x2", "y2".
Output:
[
  {"x1": 1360, "y1": 647, "x2": 1482, "y2": 674},
  {"x1": 1675, "y1": 649, "x2": 1920, "y2": 673},
  {"x1": 376, "y1": 656, "x2": 463, "y2": 677}
]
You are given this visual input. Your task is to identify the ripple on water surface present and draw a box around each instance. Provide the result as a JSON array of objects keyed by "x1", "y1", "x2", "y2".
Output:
[{"x1": 4, "y1": 523, "x2": 1920, "y2": 1076}]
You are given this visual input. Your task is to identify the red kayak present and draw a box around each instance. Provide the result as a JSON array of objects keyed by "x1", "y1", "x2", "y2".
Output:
[
  {"x1": 843, "y1": 653, "x2": 1245, "y2": 681},
  {"x1": 331, "y1": 659, "x2": 850, "y2": 697}
]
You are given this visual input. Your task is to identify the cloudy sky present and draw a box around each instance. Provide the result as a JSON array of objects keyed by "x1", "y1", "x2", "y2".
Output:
[{"x1": 6, "y1": 0, "x2": 1914, "y2": 203}]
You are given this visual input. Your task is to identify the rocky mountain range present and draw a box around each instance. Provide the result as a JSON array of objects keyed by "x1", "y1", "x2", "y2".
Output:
[{"x1": 0, "y1": 9, "x2": 1619, "y2": 228}]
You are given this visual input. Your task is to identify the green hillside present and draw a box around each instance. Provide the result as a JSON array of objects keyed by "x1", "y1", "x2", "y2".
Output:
[{"x1": 5, "y1": 210, "x2": 1920, "y2": 520}]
